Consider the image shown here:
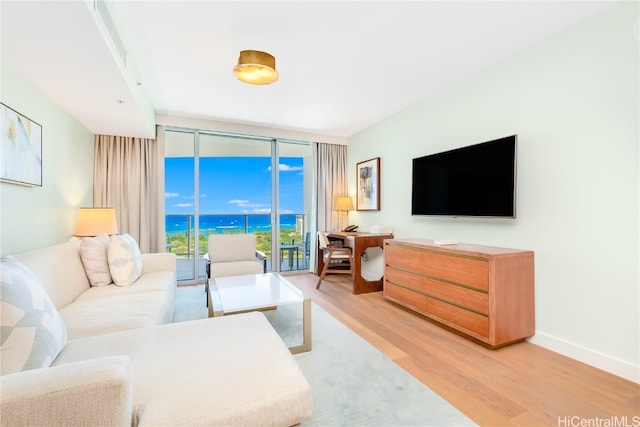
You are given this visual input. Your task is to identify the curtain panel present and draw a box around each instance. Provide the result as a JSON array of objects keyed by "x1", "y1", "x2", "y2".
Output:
[
  {"x1": 93, "y1": 127, "x2": 165, "y2": 253},
  {"x1": 312, "y1": 142, "x2": 348, "y2": 272}
]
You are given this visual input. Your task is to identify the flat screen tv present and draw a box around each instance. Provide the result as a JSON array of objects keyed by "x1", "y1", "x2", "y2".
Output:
[{"x1": 411, "y1": 135, "x2": 517, "y2": 218}]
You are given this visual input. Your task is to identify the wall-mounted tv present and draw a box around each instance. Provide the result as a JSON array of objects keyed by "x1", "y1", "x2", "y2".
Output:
[{"x1": 411, "y1": 135, "x2": 517, "y2": 218}]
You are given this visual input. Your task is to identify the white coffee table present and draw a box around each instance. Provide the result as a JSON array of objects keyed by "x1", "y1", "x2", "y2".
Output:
[{"x1": 207, "y1": 273, "x2": 311, "y2": 354}]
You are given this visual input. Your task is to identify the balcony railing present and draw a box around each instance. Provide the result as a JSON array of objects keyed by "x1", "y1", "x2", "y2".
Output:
[{"x1": 166, "y1": 214, "x2": 309, "y2": 280}]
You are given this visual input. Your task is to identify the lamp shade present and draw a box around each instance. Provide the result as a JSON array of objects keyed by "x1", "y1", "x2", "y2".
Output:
[
  {"x1": 233, "y1": 50, "x2": 279, "y2": 85},
  {"x1": 74, "y1": 208, "x2": 118, "y2": 237},
  {"x1": 334, "y1": 197, "x2": 355, "y2": 211}
]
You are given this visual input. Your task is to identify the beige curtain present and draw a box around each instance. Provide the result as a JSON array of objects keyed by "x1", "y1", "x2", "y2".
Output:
[
  {"x1": 311, "y1": 142, "x2": 348, "y2": 272},
  {"x1": 93, "y1": 126, "x2": 165, "y2": 253}
]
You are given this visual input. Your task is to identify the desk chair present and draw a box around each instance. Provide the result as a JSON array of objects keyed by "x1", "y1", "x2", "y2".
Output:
[{"x1": 316, "y1": 231, "x2": 353, "y2": 289}]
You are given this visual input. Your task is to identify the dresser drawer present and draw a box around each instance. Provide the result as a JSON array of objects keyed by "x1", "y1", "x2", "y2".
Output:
[
  {"x1": 385, "y1": 244, "x2": 489, "y2": 291},
  {"x1": 384, "y1": 282, "x2": 427, "y2": 312},
  {"x1": 384, "y1": 280, "x2": 489, "y2": 340},
  {"x1": 425, "y1": 296, "x2": 489, "y2": 339},
  {"x1": 385, "y1": 267, "x2": 488, "y2": 315}
]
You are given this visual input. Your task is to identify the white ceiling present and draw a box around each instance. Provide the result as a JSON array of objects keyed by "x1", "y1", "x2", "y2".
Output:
[{"x1": 1, "y1": 1, "x2": 616, "y2": 139}]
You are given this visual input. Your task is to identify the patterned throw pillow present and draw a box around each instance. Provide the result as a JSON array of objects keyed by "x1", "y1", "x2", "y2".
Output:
[
  {"x1": 108, "y1": 234, "x2": 142, "y2": 287},
  {"x1": 79, "y1": 233, "x2": 113, "y2": 286},
  {"x1": 0, "y1": 256, "x2": 68, "y2": 376}
]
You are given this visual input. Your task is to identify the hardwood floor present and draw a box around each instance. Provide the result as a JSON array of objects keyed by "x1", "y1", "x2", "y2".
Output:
[{"x1": 285, "y1": 272, "x2": 640, "y2": 426}]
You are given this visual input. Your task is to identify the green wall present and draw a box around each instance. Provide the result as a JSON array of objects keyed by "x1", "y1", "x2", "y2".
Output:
[
  {"x1": 1, "y1": 62, "x2": 94, "y2": 255},
  {"x1": 348, "y1": 3, "x2": 639, "y2": 381}
]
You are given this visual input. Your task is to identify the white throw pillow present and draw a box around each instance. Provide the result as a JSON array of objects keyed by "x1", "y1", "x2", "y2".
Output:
[
  {"x1": 108, "y1": 234, "x2": 142, "y2": 287},
  {"x1": 79, "y1": 233, "x2": 113, "y2": 287},
  {"x1": 0, "y1": 256, "x2": 68, "y2": 376}
]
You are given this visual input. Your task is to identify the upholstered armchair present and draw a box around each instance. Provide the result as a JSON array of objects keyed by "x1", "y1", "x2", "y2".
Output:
[{"x1": 205, "y1": 234, "x2": 267, "y2": 279}]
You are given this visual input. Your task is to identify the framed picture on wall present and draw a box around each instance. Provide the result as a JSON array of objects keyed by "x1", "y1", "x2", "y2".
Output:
[
  {"x1": 356, "y1": 157, "x2": 380, "y2": 211},
  {"x1": 1, "y1": 103, "x2": 42, "y2": 187}
]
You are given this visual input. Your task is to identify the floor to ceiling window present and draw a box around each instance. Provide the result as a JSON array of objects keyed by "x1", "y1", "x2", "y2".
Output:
[{"x1": 164, "y1": 127, "x2": 312, "y2": 284}]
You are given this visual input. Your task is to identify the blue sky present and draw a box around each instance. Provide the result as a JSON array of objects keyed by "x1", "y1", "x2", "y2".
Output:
[{"x1": 165, "y1": 157, "x2": 304, "y2": 215}]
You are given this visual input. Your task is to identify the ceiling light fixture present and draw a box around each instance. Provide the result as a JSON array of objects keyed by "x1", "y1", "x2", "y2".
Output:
[{"x1": 233, "y1": 50, "x2": 279, "y2": 85}]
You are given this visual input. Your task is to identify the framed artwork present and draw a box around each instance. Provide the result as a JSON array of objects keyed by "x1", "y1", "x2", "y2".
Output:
[
  {"x1": 356, "y1": 157, "x2": 380, "y2": 211},
  {"x1": 1, "y1": 103, "x2": 42, "y2": 187}
]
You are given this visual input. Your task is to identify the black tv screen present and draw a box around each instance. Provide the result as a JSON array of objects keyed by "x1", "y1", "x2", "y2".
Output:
[{"x1": 411, "y1": 135, "x2": 517, "y2": 218}]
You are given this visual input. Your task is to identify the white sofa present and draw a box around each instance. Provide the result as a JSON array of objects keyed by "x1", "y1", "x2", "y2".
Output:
[
  {"x1": 1, "y1": 240, "x2": 313, "y2": 426},
  {"x1": 13, "y1": 239, "x2": 176, "y2": 340}
]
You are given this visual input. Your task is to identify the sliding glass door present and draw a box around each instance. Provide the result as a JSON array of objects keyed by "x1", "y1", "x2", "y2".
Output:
[
  {"x1": 164, "y1": 130, "x2": 198, "y2": 281},
  {"x1": 198, "y1": 132, "x2": 272, "y2": 275},
  {"x1": 277, "y1": 142, "x2": 312, "y2": 273},
  {"x1": 164, "y1": 127, "x2": 311, "y2": 284}
]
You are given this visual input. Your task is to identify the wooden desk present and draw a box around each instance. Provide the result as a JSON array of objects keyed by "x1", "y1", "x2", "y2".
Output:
[{"x1": 317, "y1": 231, "x2": 394, "y2": 294}]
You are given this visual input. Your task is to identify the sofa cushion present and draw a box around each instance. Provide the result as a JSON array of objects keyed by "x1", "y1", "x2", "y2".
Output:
[
  {"x1": 209, "y1": 234, "x2": 257, "y2": 262},
  {"x1": 13, "y1": 241, "x2": 91, "y2": 310},
  {"x1": 108, "y1": 234, "x2": 142, "y2": 287},
  {"x1": 52, "y1": 313, "x2": 313, "y2": 427},
  {"x1": 79, "y1": 234, "x2": 112, "y2": 287},
  {"x1": 59, "y1": 271, "x2": 176, "y2": 340},
  {"x1": 210, "y1": 260, "x2": 265, "y2": 278},
  {"x1": 0, "y1": 257, "x2": 67, "y2": 376}
]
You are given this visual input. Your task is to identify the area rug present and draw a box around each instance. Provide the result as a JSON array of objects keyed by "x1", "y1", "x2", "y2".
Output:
[{"x1": 174, "y1": 285, "x2": 475, "y2": 427}]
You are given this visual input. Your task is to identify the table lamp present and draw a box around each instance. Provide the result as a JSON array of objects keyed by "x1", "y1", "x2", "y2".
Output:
[
  {"x1": 73, "y1": 207, "x2": 119, "y2": 237},
  {"x1": 334, "y1": 197, "x2": 355, "y2": 231}
]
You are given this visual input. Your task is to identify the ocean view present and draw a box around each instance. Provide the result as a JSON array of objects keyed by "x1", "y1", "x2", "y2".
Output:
[{"x1": 166, "y1": 214, "x2": 300, "y2": 236}]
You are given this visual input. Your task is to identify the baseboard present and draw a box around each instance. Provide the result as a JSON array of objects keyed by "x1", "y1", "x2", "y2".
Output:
[{"x1": 528, "y1": 332, "x2": 639, "y2": 384}]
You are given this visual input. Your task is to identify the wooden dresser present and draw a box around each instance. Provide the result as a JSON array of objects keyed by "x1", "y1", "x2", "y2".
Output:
[{"x1": 383, "y1": 238, "x2": 534, "y2": 348}]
